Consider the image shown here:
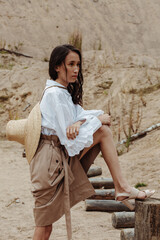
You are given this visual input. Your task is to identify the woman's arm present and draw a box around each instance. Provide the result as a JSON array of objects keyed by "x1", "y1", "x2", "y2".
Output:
[{"x1": 67, "y1": 113, "x2": 111, "y2": 140}]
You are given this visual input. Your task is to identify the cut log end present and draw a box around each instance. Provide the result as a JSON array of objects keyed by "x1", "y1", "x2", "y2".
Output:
[{"x1": 120, "y1": 228, "x2": 135, "y2": 240}]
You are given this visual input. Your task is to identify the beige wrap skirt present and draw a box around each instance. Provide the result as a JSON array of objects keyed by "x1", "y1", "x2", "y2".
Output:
[{"x1": 30, "y1": 134, "x2": 100, "y2": 239}]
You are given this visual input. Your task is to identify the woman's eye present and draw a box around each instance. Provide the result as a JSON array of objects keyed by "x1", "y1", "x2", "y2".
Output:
[{"x1": 69, "y1": 62, "x2": 80, "y2": 67}]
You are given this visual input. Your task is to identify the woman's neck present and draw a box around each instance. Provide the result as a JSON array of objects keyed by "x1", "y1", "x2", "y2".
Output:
[{"x1": 55, "y1": 79, "x2": 68, "y2": 88}]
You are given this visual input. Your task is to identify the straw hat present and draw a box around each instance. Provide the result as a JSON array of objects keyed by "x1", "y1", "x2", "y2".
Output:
[{"x1": 6, "y1": 103, "x2": 41, "y2": 164}]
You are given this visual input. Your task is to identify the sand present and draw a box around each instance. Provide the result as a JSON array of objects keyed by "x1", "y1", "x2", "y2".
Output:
[{"x1": 1, "y1": 128, "x2": 160, "y2": 239}]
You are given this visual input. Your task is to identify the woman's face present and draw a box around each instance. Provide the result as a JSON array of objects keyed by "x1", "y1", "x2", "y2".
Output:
[{"x1": 56, "y1": 51, "x2": 80, "y2": 87}]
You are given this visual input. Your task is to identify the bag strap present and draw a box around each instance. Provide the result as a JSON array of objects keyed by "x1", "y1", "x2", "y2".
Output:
[{"x1": 40, "y1": 85, "x2": 67, "y2": 103}]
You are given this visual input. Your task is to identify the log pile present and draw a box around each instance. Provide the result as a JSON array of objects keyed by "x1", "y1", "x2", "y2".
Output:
[
  {"x1": 112, "y1": 212, "x2": 135, "y2": 240},
  {"x1": 86, "y1": 166, "x2": 159, "y2": 240},
  {"x1": 86, "y1": 165, "x2": 136, "y2": 239},
  {"x1": 86, "y1": 167, "x2": 134, "y2": 212}
]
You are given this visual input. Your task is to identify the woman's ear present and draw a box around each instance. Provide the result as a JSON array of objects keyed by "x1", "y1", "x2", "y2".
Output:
[{"x1": 55, "y1": 66, "x2": 59, "y2": 72}]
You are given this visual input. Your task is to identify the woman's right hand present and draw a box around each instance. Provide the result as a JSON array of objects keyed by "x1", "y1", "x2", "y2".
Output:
[
  {"x1": 66, "y1": 120, "x2": 85, "y2": 140},
  {"x1": 98, "y1": 114, "x2": 111, "y2": 126}
]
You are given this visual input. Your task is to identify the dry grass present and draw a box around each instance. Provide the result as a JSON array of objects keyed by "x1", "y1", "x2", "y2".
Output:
[
  {"x1": 129, "y1": 82, "x2": 160, "y2": 95},
  {"x1": 68, "y1": 30, "x2": 82, "y2": 51},
  {"x1": 109, "y1": 94, "x2": 143, "y2": 153}
]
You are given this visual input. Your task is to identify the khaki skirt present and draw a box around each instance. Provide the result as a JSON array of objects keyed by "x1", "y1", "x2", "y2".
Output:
[{"x1": 30, "y1": 134, "x2": 100, "y2": 239}]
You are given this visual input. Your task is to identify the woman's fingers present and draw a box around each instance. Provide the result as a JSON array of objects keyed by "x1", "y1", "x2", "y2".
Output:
[
  {"x1": 66, "y1": 125, "x2": 80, "y2": 139},
  {"x1": 75, "y1": 126, "x2": 79, "y2": 136},
  {"x1": 67, "y1": 127, "x2": 75, "y2": 139},
  {"x1": 70, "y1": 128, "x2": 76, "y2": 139}
]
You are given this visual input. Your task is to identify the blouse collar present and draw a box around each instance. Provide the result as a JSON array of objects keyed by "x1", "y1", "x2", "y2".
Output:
[{"x1": 46, "y1": 79, "x2": 70, "y2": 95}]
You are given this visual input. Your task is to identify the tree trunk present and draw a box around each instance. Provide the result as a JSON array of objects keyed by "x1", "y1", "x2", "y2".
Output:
[
  {"x1": 135, "y1": 198, "x2": 160, "y2": 239},
  {"x1": 112, "y1": 212, "x2": 135, "y2": 228}
]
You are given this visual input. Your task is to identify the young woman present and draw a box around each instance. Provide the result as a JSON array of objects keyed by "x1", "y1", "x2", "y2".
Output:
[{"x1": 30, "y1": 44, "x2": 155, "y2": 240}]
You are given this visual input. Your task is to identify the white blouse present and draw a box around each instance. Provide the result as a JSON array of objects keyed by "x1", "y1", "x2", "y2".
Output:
[{"x1": 40, "y1": 80, "x2": 104, "y2": 157}]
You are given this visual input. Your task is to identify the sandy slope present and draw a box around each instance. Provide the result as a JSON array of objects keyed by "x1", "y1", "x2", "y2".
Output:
[{"x1": 1, "y1": 0, "x2": 160, "y2": 58}]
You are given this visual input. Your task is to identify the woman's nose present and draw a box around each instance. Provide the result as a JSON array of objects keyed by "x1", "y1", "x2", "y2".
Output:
[{"x1": 74, "y1": 67, "x2": 79, "y2": 73}]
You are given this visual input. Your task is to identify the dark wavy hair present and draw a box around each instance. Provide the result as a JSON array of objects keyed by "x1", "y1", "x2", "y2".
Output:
[{"x1": 49, "y1": 44, "x2": 83, "y2": 105}]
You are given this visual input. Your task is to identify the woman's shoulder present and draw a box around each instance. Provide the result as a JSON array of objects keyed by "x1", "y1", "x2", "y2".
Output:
[
  {"x1": 44, "y1": 86, "x2": 72, "y2": 104},
  {"x1": 45, "y1": 85, "x2": 62, "y2": 95}
]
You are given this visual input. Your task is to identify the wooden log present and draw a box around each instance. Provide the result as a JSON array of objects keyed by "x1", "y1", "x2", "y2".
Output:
[
  {"x1": 85, "y1": 200, "x2": 134, "y2": 212},
  {"x1": 135, "y1": 198, "x2": 160, "y2": 239},
  {"x1": 89, "y1": 177, "x2": 114, "y2": 189},
  {"x1": 117, "y1": 122, "x2": 160, "y2": 146},
  {"x1": 112, "y1": 212, "x2": 135, "y2": 228},
  {"x1": 87, "y1": 165, "x2": 102, "y2": 178},
  {"x1": 120, "y1": 228, "x2": 135, "y2": 240},
  {"x1": 88, "y1": 189, "x2": 115, "y2": 200}
]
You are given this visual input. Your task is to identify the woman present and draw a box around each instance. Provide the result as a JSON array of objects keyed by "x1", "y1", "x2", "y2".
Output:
[{"x1": 30, "y1": 44, "x2": 155, "y2": 240}]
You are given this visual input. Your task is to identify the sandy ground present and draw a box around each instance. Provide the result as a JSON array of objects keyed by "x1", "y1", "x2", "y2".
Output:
[
  {"x1": 1, "y1": 127, "x2": 160, "y2": 240},
  {"x1": 0, "y1": 140, "x2": 120, "y2": 240}
]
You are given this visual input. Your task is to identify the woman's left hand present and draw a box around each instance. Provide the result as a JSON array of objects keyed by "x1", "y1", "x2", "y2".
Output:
[{"x1": 66, "y1": 121, "x2": 83, "y2": 140}]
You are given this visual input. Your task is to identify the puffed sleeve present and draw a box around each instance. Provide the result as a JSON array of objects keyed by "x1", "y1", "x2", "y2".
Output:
[
  {"x1": 40, "y1": 90, "x2": 103, "y2": 157},
  {"x1": 75, "y1": 104, "x2": 104, "y2": 121},
  {"x1": 64, "y1": 104, "x2": 103, "y2": 156}
]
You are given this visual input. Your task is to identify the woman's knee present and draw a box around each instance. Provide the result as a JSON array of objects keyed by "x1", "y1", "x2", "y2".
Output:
[{"x1": 98, "y1": 125, "x2": 112, "y2": 138}]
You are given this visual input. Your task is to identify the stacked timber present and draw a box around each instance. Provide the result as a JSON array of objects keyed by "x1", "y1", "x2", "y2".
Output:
[
  {"x1": 86, "y1": 165, "x2": 136, "y2": 239},
  {"x1": 87, "y1": 166, "x2": 159, "y2": 240},
  {"x1": 112, "y1": 198, "x2": 160, "y2": 240},
  {"x1": 112, "y1": 212, "x2": 135, "y2": 240},
  {"x1": 86, "y1": 167, "x2": 134, "y2": 212}
]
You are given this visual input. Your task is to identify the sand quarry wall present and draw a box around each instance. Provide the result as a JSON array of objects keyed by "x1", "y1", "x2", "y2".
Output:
[
  {"x1": 0, "y1": 0, "x2": 160, "y2": 139},
  {"x1": 0, "y1": 0, "x2": 160, "y2": 58}
]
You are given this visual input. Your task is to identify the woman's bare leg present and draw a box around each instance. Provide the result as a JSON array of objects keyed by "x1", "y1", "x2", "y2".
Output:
[
  {"x1": 33, "y1": 225, "x2": 52, "y2": 240},
  {"x1": 80, "y1": 125, "x2": 145, "y2": 199}
]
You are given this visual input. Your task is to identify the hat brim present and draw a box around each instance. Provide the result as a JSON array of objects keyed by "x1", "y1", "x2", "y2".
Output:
[{"x1": 25, "y1": 103, "x2": 41, "y2": 164}]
